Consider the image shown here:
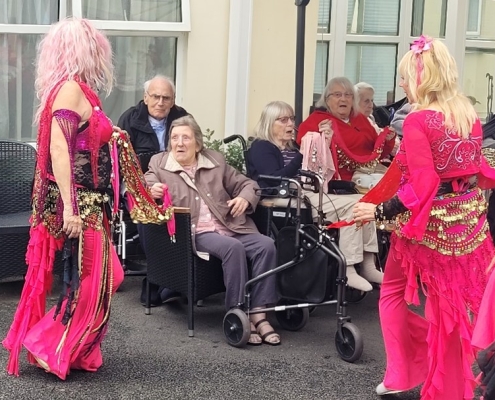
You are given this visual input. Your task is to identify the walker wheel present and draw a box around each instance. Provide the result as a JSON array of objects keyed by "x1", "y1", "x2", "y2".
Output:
[
  {"x1": 223, "y1": 308, "x2": 250, "y2": 348},
  {"x1": 335, "y1": 322, "x2": 363, "y2": 363},
  {"x1": 275, "y1": 300, "x2": 310, "y2": 331}
]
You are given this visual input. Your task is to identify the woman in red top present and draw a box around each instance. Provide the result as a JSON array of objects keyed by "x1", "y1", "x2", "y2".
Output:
[
  {"x1": 353, "y1": 36, "x2": 495, "y2": 399},
  {"x1": 297, "y1": 76, "x2": 396, "y2": 181}
]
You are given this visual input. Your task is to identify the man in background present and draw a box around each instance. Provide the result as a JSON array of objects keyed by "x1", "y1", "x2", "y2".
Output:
[
  {"x1": 118, "y1": 75, "x2": 189, "y2": 306},
  {"x1": 118, "y1": 74, "x2": 189, "y2": 171}
]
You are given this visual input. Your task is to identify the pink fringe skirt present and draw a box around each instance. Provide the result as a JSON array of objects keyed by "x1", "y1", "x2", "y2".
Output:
[
  {"x1": 382, "y1": 189, "x2": 494, "y2": 399},
  {"x1": 2, "y1": 223, "x2": 123, "y2": 379}
]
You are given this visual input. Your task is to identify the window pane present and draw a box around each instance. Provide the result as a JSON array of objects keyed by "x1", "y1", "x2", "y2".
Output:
[
  {"x1": 466, "y1": 0, "x2": 495, "y2": 39},
  {"x1": 463, "y1": 48, "x2": 495, "y2": 122},
  {"x1": 317, "y1": 0, "x2": 331, "y2": 34},
  {"x1": 344, "y1": 43, "x2": 398, "y2": 105},
  {"x1": 313, "y1": 42, "x2": 329, "y2": 104},
  {"x1": 0, "y1": 0, "x2": 58, "y2": 24},
  {"x1": 0, "y1": 34, "x2": 40, "y2": 141},
  {"x1": 103, "y1": 36, "x2": 177, "y2": 125},
  {"x1": 82, "y1": 0, "x2": 182, "y2": 23},
  {"x1": 347, "y1": 0, "x2": 400, "y2": 36},
  {"x1": 411, "y1": 0, "x2": 447, "y2": 38}
]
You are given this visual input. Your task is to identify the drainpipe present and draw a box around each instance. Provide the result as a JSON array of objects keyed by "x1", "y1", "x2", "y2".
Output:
[{"x1": 294, "y1": 0, "x2": 310, "y2": 127}]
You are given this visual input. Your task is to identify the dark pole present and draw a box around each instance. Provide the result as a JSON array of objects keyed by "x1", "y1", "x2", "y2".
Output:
[{"x1": 295, "y1": 0, "x2": 310, "y2": 127}]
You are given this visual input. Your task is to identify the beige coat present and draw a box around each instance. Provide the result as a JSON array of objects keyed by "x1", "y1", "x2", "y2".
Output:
[{"x1": 145, "y1": 149, "x2": 261, "y2": 238}]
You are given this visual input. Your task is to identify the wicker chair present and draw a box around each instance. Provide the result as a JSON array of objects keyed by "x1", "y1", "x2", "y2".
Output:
[
  {"x1": 0, "y1": 141, "x2": 36, "y2": 281},
  {"x1": 141, "y1": 207, "x2": 226, "y2": 337}
]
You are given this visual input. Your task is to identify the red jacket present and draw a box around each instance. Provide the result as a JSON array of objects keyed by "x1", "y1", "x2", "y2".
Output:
[{"x1": 296, "y1": 110, "x2": 395, "y2": 180}]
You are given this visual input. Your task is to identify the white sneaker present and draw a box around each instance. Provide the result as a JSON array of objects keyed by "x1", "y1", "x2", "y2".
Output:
[{"x1": 376, "y1": 382, "x2": 403, "y2": 396}]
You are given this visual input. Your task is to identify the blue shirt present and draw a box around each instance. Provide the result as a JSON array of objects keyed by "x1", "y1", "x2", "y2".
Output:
[{"x1": 148, "y1": 116, "x2": 167, "y2": 151}]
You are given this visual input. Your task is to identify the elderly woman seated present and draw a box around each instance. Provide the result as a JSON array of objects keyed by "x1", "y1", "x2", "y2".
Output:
[
  {"x1": 354, "y1": 82, "x2": 379, "y2": 129},
  {"x1": 297, "y1": 77, "x2": 396, "y2": 181},
  {"x1": 247, "y1": 101, "x2": 383, "y2": 292},
  {"x1": 145, "y1": 115, "x2": 280, "y2": 346},
  {"x1": 355, "y1": 81, "x2": 401, "y2": 158}
]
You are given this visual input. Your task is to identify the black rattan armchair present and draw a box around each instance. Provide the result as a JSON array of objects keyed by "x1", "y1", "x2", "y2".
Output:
[
  {"x1": 141, "y1": 207, "x2": 225, "y2": 337},
  {"x1": 0, "y1": 141, "x2": 36, "y2": 281}
]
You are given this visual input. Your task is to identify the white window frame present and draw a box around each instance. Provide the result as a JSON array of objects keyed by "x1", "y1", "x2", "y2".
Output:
[
  {"x1": 466, "y1": 0, "x2": 482, "y2": 37},
  {"x1": 70, "y1": 0, "x2": 191, "y2": 32},
  {"x1": 318, "y1": 0, "x2": 413, "y2": 103},
  {"x1": 70, "y1": 0, "x2": 190, "y2": 104},
  {"x1": 0, "y1": 0, "x2": 190, "y2": 140},
  {"x1": 315, "y1": 0, "x2": 484, "y2": 105}
]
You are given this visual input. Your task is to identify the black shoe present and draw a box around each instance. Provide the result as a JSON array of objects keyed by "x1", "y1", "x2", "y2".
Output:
[
  {"x1": 159, "y1": 287, "x2": 181, "y2": 304},
  {"x1": 140, "y1": 278, "x2": 162, "y2": 307}
]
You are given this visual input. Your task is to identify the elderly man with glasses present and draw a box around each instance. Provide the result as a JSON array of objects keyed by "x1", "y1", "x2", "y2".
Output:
[
  {"x1": 118, "y1": 74, "x2": 188, "y2": 306},
  {"x1": 118, "y1": 74, "x2": 189, "y2": 171}
]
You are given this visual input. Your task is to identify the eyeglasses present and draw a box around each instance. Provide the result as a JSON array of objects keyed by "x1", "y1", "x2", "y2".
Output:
[
  {"x1": 327, "y1": 92, "x2": 354, "y2": 99},
  {"x1": 276, "y1": 116, "x2": 296, "y2": 124},
  {"x1": 146, "y1": 91, "x2": 174, "y2": 103}
]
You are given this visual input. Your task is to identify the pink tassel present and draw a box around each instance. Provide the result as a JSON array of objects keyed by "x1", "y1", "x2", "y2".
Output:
[
  {"x1": 111, "y1": 140, "x2": 120, "y2": 217},
  {"x1": 162, "y1": 185, "x2": 176, "y2": 242}
]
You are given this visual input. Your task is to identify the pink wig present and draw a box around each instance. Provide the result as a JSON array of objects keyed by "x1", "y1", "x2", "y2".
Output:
[{"x1": 34, "y1": 17, "x2": 114, "y2": 123}]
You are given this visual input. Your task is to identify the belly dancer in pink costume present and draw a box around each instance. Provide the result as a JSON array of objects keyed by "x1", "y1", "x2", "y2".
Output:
[
  {"x1": 2, "y1": 17, "x2": 173, "y2": 380},
  {"x1": 353, "y1": 36, "x2": 495, "y2": 400}
]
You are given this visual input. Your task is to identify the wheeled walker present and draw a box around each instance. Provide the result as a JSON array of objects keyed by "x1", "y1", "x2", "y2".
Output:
[{"x1": 222, "y1": 172, "x2": 364, "y2": 363}]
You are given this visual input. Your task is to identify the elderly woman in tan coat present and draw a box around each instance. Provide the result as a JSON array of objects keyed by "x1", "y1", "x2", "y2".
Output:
[{"x1": 145, "y1": 115, "x2": 280, "y2": 346}]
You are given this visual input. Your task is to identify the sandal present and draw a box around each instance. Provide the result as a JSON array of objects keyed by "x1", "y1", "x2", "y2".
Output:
[
  {"x1": 254, "y1": 318, "x2": 281, "y2": 346},
  {"x1": 247, "y1": 322, "x2": 262, "y2": 346}
]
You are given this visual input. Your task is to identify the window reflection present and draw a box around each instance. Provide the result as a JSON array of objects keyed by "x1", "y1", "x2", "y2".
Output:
[
  {"x1": 103, "y1": 36, "x2": 177, "y2": 126},
  {"x1": 466, "y1": 0, "x2": 495, "y2": 40},
  {"x1": 0, "y1": 34, "x2": 40, "y2": 141},
  {"x1": 347, "y1": 0, "x2": 400, "y2": 36},
  {"x1": 0, "y1": 0, "x2": 58, "y2": 24},
  {"x1": 345, "y1": 43, "x2": 398, "y2": 106},
  {"x1": 313, "y1": 42, "x2": 329, "y2": 104},
  {"x1": 82, "y1": 0, "x2": 182, "y2": 23},
  {"x1": 317, "y1": 0, "x2": 332, "y2": 34}
]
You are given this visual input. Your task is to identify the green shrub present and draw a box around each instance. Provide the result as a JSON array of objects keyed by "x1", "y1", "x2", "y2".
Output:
[{"x1": 203, "y1": 129, "x2": 245, "y2": 173}]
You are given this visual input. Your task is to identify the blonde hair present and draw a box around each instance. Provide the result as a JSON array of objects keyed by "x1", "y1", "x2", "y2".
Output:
[
  {"x1": 253, "y1": 101, "x2": 296, "y2": 149},
  {"x1": 398, "y1": 38, "x2": 477, "y2": 138}
]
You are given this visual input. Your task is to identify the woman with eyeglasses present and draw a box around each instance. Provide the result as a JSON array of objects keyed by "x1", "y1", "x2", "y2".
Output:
[
  {"x1": 247, "y1": 101, "x2": 383, "y2": 292},
  {"x1": 296, "y1": 76, "x2": 396, "y2": 181}
]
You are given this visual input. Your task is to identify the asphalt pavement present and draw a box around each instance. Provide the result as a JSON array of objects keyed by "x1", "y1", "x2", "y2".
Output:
[{"x1": 0, "y1": 275, "x2": 431, "y2": 400}]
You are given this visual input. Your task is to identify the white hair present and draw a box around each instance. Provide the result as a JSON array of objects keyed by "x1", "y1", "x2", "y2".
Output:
[
  {"x1": 143, "y1": 74, "x2": 176, "y2": 94},
  {"x1": 354, "y1": 81, "x2": 375, "y2": 93},
  {"x1": 315, "y1": 76, "x2": 359, "y2": 117}
]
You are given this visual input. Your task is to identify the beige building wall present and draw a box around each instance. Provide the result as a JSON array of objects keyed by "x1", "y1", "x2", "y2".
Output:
[
  {"x1": 247, "y1": 0, "x2": 319, "y2": 135},
  {"x1": 181, "y1": 0, "x2": 230, "y2": 135},
  {"x1": 463, "y1": 51, "x2": 495, "y2": 119},
  {"x1": 181, "y1": 0, "x2": 319, "y2": 139}
]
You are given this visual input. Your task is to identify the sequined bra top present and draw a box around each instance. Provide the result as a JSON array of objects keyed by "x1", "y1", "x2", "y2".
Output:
[{"x1": 395, "y1": 110, "x2": 483, "y2": 181}]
